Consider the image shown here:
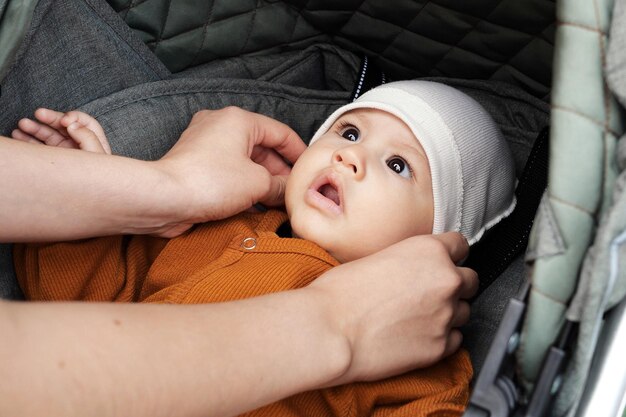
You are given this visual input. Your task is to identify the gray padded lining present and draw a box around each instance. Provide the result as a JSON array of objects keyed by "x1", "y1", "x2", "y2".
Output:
[{"x1": 107, "y1": 0, "x2": 555, "y2": 99}]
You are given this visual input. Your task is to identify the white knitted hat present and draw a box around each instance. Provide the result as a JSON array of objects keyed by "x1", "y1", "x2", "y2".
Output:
[{"x1": 309, "y1": 80, "x2": 517, "y2": 244}]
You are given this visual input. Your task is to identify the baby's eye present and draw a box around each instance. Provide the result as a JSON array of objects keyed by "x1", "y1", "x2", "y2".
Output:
[
  {"x1": 387, "y1": 157, "x2": 412, "y2": 178},
  {"x1": 340, "y1": 127, "x2": 360, "y2": 142}
]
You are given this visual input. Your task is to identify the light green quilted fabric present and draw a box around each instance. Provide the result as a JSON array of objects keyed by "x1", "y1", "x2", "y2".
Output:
[{"x1": 520, "y1": 0, "x2": 624, "y2": 411}]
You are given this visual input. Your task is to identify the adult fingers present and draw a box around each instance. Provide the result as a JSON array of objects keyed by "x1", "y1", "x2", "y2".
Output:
[
  {"x1": 250, "y1": 146, "x2": 293, "y2": 176},
  {"x1": 457, "y1": 266, "x2": 478, "y2": 300},
  {"x1": 248, "y1": 111, "x2": 307, "y2": 164},
  {"x1": 443, "y1": 329, "x2": 463, "y2": 358},
  {"x1": 258, "y1": 175, "x2": 288, "y2": 207},
  {"x1": 432, "y1": 232, "x2": 470, "y2": 264},
  {"x1": 430, "y1": 232, "x2": 478, "y2": 299},
  {"x1": 450, "y1": 300, "x2": 471, "y2": 328}
]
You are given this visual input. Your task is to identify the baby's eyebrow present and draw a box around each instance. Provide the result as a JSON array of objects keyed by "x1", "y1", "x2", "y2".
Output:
[
  {"x1": 338, "y1": 111, "x2": 369, "y2": 129},
  {"x1": 398, "y1": 140, "x2": 428, "y2": 161}
]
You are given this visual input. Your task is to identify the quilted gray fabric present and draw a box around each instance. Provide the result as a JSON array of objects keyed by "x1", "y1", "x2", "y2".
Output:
[{"x1": 107, "y1": 0, "x2": 555, "y2": 99}]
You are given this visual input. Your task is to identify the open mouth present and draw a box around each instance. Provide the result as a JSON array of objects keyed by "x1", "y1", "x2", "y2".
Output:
[
  {"x1": 318, "y1": 183, "x2": 340, "y2": 206},
  {"x1": 306, "y1": 173, "x2": 343, "y2": 215}
]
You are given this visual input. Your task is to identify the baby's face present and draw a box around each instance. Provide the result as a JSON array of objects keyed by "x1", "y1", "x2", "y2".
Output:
[{"x1": 285, "y1": 108, "x2": 434, "y2": 263}]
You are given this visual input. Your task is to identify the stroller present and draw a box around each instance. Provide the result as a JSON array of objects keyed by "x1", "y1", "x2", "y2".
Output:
[{"x1": 0, "y1": 0, "x2": 624, "y2": 416}]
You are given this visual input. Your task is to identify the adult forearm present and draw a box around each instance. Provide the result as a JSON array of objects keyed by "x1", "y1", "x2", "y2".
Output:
[
  {"x1": 0, "y1": 291, "x2": 350, "y2": 417},
  {"x1": 0, "y1": 233, "x2": 477, "y2": 417},
  {"x1": 0, "y1": 137, "x2": 189, "y2": 241}
]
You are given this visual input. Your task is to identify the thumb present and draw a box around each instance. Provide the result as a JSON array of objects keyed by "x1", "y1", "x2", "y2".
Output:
[
  {"x1": 258, "y1": 175, "x2": 289, "y2": 207},
  {"x1": 67, "y1": 124, "x2": 107, "y2": 154}
]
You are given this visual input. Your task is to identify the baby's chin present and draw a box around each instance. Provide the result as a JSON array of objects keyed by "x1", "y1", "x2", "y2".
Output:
[{"x1": 290, "y1": 225, "x2": 364, "y2": 264}]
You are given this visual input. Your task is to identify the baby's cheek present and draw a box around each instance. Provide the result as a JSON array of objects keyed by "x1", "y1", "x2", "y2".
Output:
[
  {"x1": 288, "y1": 214, "x2": 306, "y2": 239},
  {"x1": 371, "y1": 221, "x2": 419, "y2": 251},
  {"x1": 332, "y1": 237, "x2": 389, "y2": 263}
]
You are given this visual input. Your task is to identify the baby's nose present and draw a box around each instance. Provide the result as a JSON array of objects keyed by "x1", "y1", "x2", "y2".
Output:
[{"x1": 332, "y1": 147, "x2": 365, "y2": 179}]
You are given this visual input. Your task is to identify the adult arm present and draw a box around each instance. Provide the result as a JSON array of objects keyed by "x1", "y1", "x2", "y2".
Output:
[
  {"x1": 0, "y1": 107, "x2": 306, "y2": 242},
  {"x1": 0, "y1": 232, "x2": 476, "y2": 417}
]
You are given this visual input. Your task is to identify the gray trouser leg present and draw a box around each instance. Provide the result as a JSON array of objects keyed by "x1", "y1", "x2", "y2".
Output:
[{"x1": 0, "y1": 0, "x2": 169, "y2": 135}]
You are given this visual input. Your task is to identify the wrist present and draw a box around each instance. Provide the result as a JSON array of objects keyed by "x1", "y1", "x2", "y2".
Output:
[
  {"x1": 296, "y1": 285, "x2": 354, "y2": 388},
  {"x1": 148, "y1": 155, "x2": 224, "y2": 227},
  {"x1": 114, "y1": 159, "x2": 194, "y2": 235}
]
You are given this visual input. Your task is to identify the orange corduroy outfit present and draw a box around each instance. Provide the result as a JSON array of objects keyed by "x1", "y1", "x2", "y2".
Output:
[{"x1": 14, "y1": 209, "x2": 472, "y2": 417}]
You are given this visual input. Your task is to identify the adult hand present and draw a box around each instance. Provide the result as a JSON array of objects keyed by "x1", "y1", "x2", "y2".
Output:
[
  {"x1": 308, "y1": 231, "x2": 477, "y2": 385},
  {"x1": 156, "y1": 107, "x2": 306, "y2": 236},
  {"x1": 1, "y1": 107, "x2": 304, "y2": 241},
  {"x1": 0, "y1": 232, "x2": 473, "y2": 417}
]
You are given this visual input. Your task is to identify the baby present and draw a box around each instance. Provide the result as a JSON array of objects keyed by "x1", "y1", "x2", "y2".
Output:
[
  {"x1": 286, "y1": 81, "x2": 516, "y2": 263},
  {"x1": 12, "y1": 80, "x2": 516, "y2": 417}
]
